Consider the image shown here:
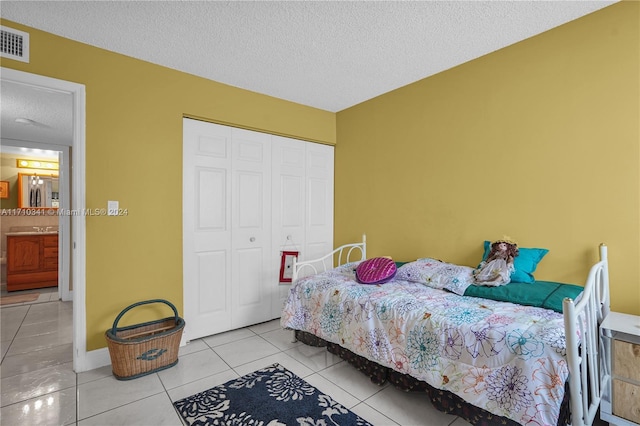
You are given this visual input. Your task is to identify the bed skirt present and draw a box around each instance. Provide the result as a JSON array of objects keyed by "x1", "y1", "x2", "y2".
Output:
[{"x1": 295, "y1": 330, "x2": 571, "y2": 426}]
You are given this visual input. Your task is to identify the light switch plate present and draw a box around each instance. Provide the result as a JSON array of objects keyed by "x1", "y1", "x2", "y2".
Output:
[{"x1": 107, "y1": 200, "x2": 119, "y2": 216}]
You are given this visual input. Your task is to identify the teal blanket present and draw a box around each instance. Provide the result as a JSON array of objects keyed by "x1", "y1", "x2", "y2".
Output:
[
  {"x1": 393, "y1": 261, "x2": 583, "y2": 313},
  {"x1": 463, "y1": 281, "x2": 584, "y2": 313}
]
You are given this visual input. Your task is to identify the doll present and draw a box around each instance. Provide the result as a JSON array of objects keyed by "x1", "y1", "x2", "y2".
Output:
[{"x1": 473, "y1": 239, "x2": 519, "y2": 286}]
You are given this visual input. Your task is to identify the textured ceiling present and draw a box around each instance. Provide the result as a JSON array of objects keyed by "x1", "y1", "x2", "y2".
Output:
[
  {"x1": 1, "y1": 80, "x2": 73, "y2": 146},
  {"x1": 1, "y1": 0, "x2": 617, "y2": 113}
]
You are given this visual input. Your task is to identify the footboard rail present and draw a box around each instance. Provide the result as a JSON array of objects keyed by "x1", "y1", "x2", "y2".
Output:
[
  {"x1": 563, "y1": 244, "x2": 610, "y2": 426},
  {"x1": 291, "y1": 235, "x2": 367, "y2": 283}
]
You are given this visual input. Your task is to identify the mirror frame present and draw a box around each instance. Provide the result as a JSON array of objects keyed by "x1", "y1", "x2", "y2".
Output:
[{"x1": 17, "y1": 172, "x2": 60, "y2": 210}]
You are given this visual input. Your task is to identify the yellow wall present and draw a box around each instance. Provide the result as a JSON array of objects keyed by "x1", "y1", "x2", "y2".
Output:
[
  {"x1": 1, "y1": 19, "x2": 336, "y2": 350},
  {"x1": 336, "y1": 2, "x2": 640, "y2": 315}
]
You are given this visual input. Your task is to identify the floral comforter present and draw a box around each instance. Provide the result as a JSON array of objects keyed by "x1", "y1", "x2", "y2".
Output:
[{"x1": 281, "y1": 262, "x2": 570, "y2": 426}]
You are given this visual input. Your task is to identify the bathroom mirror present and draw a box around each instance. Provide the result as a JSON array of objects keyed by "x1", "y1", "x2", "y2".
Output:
[{"x1": 17, "y1": 173, "x2": 60, "y2": 209}]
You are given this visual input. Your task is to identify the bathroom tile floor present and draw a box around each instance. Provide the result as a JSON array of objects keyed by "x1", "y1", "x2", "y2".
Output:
[
  {"x1": 1, "y1": 295, "x2": 609, "y2": 426},
  {"x1": 0, "y1": 295, "x2": 476, "y2": 426}
]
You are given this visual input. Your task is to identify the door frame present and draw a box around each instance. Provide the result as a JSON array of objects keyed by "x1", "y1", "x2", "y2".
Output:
[{"x1": 1, "y1": 67, "x2": 87, "y2": 372}]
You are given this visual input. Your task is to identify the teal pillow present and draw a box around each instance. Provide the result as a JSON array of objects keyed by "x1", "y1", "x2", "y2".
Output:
[{"x1": 481, "y1": 241, "x2": 549, "y2": 283}]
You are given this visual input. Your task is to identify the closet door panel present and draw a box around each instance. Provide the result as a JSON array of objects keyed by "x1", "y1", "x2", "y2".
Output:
[
  {"x1": 197, "y1": 251, "x2": 227, "y2": 313},
  {"x1": 271, "y1": 136, "x2": 306, "y2": 316},
  {"x1": 235, "y1": 247, "x2": 263, "y2": 305},
  {"x1": 281, "y1": 176, "x2": 304, "y2": 227},
  {"x1": 195, "y1": 168, "x2": 226, "y2": 232},
  {"x1": 231, "y1": 128, "x2": 272, "y2": 328},
  {"x1": 183, "y1": 119, "x2": 233, "y2": 340},
  {"x1": 305, "y1": 143, "x2": 334, "y2": 262}
]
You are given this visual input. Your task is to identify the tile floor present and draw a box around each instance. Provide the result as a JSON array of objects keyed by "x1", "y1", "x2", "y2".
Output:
[
  {"x1": 1, "y1": 291, "x2": 608, "y2": 426},
  {"x1": 0, "y1": 291, "x2": 474, "y2": 425}
]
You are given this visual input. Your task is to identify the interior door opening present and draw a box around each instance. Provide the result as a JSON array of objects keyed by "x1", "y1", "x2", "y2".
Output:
[
  {"x1": 0, "y1": 143, "x2": 71, "y2": 301},
  {"x1": 1, "y1": 67, "x2": 86, "y2": 372}
]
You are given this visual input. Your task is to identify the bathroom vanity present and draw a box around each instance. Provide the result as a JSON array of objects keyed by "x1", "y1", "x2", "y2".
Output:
[{"x1": 6, "y1": 232, "x2": 58, "y2": 291}]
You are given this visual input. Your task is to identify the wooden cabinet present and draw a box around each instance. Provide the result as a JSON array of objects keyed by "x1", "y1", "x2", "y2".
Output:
[
  {"x1": 7, "y1": 234, "x2": 58, "y2": 291},
  {"x1": 601, "y1": 312, "x2": 640, "y2": 425}
]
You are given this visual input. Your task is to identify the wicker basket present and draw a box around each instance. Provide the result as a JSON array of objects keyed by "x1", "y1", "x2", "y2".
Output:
[{"x1": 105, "y1": 299, "x2": 185, "y2": 380}]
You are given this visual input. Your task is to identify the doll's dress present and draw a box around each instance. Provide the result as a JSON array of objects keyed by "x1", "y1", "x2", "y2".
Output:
[{"x1": 473, "y1": 256, "x2": 514, "y2": 286}]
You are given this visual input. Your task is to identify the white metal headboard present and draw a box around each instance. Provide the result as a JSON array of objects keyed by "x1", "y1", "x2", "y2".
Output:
[
  {"x1": 563, "y1": 244, "x2": 610, "y2": 426},
  {"x1": 291, "y1": 235, "x2": 367, "y2": 283}
]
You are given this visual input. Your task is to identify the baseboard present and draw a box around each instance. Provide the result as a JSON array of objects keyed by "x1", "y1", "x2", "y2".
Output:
[
  {"x1": 62, "y1": 290, "x2": 73, "y2": 302},
  {"x1": 82, "y1": 347, "x2": 111, "y2": 372}
]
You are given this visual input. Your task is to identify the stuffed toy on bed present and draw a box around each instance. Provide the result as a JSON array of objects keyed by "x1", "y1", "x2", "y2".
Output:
[{"x1": 473, "y1": 238, "x2": 519, "y2": 286}]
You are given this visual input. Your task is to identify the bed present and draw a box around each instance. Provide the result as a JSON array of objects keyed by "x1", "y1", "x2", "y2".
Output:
[{"x1": 280, "y1": 236, "x2": 610, "y2": 426}]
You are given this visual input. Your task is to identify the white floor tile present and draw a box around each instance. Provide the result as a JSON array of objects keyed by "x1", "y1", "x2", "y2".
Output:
[
  {"x1": 157, "y1": 348, "x2": 229, "y2": 390},
  {"x1": 0, "y1": 361, "x2": 76, "y2": 407},
  {"x1": 77, "y1": 372, "x2": 165, "y2": 420},
  {"x1": 167, "y1": 368, "x2": 239, "y2": 402},
  {"x1": 0, "y1": 387, "x2": 76, "y2": 426},
  {"x1": 16, "y1": 318, "x2": 73, "y2": 339},
  {"x1": 0, "y1": 304, "x2": 30, "y2": 320},
  {"x1": 319, "y1": 361, "x2": 388, "y2": 401},
  {"x1": 351, "y1": 402, "x2": 401, "y2": 426},
  {"x1": 0, "y1": 343, "x2": 73, "y2": 378},
  {"x1": 78, "y1": 392, "x2": 183, "y2": 426},
  {"x1": 260, "y1": 327, "x2": 303, "y2": 351},
  {"x1": 213, "y1": 335, "x2": 280, "y2": 367},
  {"x1": 232, "y1": 351, "x2": 314, "y2": 379},
  {"x1": 364, "y1": 385, "x2": 458, "y2": 426},
  {"x1": 303, "y1": 372, "x2": 361, "y2": 409},
  {"x1": 26, "y1": 300, "x2": 72, "y2": 314},
  {"x1": 450, "y1": 417, "x2": 473, "y2": 426},
  {"x1": 22, "y1": 305, "x2": 72, "y2": 326},
  {"x1": 6, "y1": 329, "x2": 73, "y2": 356},
  {"x1": 248, "y1": 318, "x2": 281, "y2": 334},
  {"x1": 1, "y1": 317, "x2": 23, "y2": 340},
  {"x1": 202, "y1": 327, "x2": 255, "y2": 347},
  {"x1": 77, "y1": 364, "x2": 112, "y2": 385},
  {"x1": 35, "y1": 293, "x2": 55, "y2": 304},
  {"x1": 178, "y1": 338, "x2": 208, "y2": 356},
  {"x1": 284, "y1": 343, "x2": 343, "y2": 372},
  {"x1": 0, "y1": 339, "x2": 11, "y2": 360}
]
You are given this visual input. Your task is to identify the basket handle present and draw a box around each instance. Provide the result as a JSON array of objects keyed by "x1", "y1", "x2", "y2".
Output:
[{"x1": 110, "y1": 299, "x2": 179, "y2": 335}]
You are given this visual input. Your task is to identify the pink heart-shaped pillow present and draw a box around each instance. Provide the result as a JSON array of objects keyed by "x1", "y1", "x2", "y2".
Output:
[{"x1": 356, "y1": 257, "x2": 397, "y2": 284}]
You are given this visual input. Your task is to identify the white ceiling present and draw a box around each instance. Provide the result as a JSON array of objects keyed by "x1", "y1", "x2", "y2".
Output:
[{"x1": 0, "y1": 0, "x2": 617, "y2": 148}]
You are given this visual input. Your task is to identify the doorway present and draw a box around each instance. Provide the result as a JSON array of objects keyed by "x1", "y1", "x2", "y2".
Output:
[
  {"x1": 0, "y1": 143, "x2": 70, "y2": 300},
  {"x1": 1, "y1": 67, "x2": 87, "y2": 372}
]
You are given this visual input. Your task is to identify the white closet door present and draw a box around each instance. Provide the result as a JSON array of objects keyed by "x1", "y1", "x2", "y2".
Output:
[
  {"x1": 183, "y1": 119, "x2": 233, "y2": 341},
  {"x1": 305, "y1": 143, "x2": 334, "y2": 262},
  {"x1": 230, "y1": 128, "x2": 272, "y2": 328},
  {"x1": 271, "y1": 136, "x2": 306, "y2": 317}
]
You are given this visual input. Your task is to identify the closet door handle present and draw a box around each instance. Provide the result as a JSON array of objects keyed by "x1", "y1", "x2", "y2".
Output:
[{"x1": 250, "y1": 237, "x2": 256, "y2": 242}]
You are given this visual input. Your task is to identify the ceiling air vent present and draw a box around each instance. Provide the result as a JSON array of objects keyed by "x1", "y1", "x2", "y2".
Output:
[{"x1": 1, "y1": 26, "x2": 30, "y2": 63}]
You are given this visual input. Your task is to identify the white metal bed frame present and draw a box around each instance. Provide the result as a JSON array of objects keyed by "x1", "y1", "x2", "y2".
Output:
[
  {"x1": 291, "y1": 235, "x2": 367, "y2": 283},
  {"x1": 563, "y1": 243, "x2": 610, "y2": 426},
  {"x1": 290, "y1": 236, "x2": 610, "y2": 426}
]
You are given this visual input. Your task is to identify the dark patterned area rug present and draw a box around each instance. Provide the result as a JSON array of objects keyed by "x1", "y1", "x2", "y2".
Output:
[{"x1": 173, "y1": 363, "x2": 373, "y2": 426}]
